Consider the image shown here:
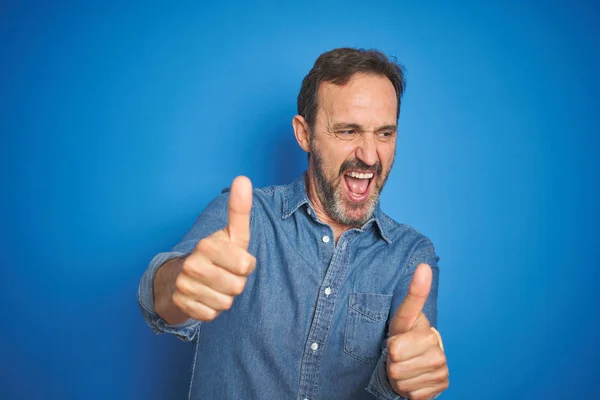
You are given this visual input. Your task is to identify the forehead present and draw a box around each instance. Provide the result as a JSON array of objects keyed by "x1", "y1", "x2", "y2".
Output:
[{"x1": 317, "y1": 73, "x2": 398, "y2": 126}]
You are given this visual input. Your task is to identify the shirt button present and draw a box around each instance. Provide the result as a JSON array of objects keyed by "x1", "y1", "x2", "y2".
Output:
[
  {"x1": 324, "y1": 287, "x2": 332, "y2": 296},
  {"x1": 307, "y1": 208, "x2": 312, "y2": 215},
  {"x1": 322, "y1": 235, "x2": 330, "y2": 243},
  {"x1": 311, "y1": 342, "x2": 319, "y2": 351}
]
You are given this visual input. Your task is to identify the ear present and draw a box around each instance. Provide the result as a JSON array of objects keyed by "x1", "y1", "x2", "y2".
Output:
[{"x1": 292, "y1": 115, "x2": 311, "y2": 153}]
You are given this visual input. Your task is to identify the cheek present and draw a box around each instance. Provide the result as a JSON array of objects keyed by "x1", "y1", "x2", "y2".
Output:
[
  {"x1": 325, "y1": 144, "x2": 359, "y2": 172},
  {"x1": 377, "y1": 144, "x2": 396, "y2": 166}
]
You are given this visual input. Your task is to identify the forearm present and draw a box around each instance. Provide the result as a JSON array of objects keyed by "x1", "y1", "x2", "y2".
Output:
[{"x1": 153, "y1": 256, "x2": 190, "y2": 325}]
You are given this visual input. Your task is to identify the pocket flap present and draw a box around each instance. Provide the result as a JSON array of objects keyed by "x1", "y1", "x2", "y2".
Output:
[{"x1": 348, "y1": 293, "x2": 392, "y2": 321}]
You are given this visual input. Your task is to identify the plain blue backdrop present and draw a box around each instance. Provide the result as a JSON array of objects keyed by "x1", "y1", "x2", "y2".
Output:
[{"x1": 1, "y1": 1, "x2": 599, "y2": 399}]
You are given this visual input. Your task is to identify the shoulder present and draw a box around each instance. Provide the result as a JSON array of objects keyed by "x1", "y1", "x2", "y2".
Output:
[
  {"x1": 219, "y1": 181, "x2": 289, "y2": 216},
  {"x1": 378, "y1": 211, "x2": 437, "y2": 257},
  {"x1": 379, "y1": 212, "x2": 441, "y2": 275},
  {"x1": 253, "y1": 182, "x2": 287, "y2": 202}
]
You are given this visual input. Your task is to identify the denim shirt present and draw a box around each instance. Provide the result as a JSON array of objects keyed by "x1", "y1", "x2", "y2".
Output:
[{"x1": 138, "y1": 173, "x2": 440, "y2": 400}]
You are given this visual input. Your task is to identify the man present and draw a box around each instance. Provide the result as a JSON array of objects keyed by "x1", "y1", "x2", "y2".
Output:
[{"x1": 138, "y1": 48, "x2": 449, "y2": 400}]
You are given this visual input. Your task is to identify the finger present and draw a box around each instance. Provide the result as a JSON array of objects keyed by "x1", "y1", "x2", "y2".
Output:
[
  {"x1": 226, "y1": 176, "x2": 253, "y2": 249},
  {"x1": 387, "y1": 345, "x2": 447, "y2": 380},
  {"x1": 172, "y1": 291, "x2": 220, "y2": 322},
  {"x1": 406, "y1": 379, "x2": 449, "y2": 400},
  {"x1": 175, "y1": 274, "x2": 235, "y2": 312},
  {"x1": 389, "y1": 263, "x2": 432, "y2": 335},
  {"x1": 387, "y1": 323, "x2": 440, "y2": 362},
  {"x1": 195, "y1": 237, "x2": 256, "y2": 276},
  {"x1": 180, "y1": 257, "x2": 248, "y2": 296},
  {"x1": 391, "y1": 367, "x2": 449, "y2": 396}
]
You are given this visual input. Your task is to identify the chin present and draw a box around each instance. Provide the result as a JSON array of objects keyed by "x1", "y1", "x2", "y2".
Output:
[{"x1": 334, "y1": 196, "x2": 378, "y2": 227}]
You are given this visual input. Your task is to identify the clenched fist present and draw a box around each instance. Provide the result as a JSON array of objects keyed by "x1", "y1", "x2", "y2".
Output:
[{"x1": 170, "y1": 176, "x2": 256, "y2": 322}]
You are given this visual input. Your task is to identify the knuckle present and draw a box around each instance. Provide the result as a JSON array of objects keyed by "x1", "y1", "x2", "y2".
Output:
[
  {"x1": 203, "y1": 308, "x2": 219, "y2": 321},
  {"x1": 386, "y1": 362, "x2": 395, "y2": 378},
  {"x1": 442, "y1": 366, "x2": 450, "y2": 380},
  {"x1": 237, "y1": 262, "x2": 249, "y2": 276},
  {"x1": 181, "y1": 258, "x2": 196, "y2": 275},
  {"x1": 248, "y1": 255, "x2": 257, "y2": 272},
  {"x1": 172, "y1": 292, "x2": 184, "y2": 309},
  {"x1": 238, "y1": 256, "x2": 254, "y2": 275},
  {"x1": 220, "y1": 295, "x2": 234, "y2": 310},
  {"x1": 434, "y1": 367, "x2": 447, "y2": 383},
  {"x1": 387, "y1": 363, "x2": 402, "y2": 380},
  {"x1": 174, "y1": 276, "x2": 188, "y2": 295},
  {"x1": 387, "y1": 340, "x2": 402, "y2": 362},
  {"x1": 231, "y1": 277, "x2": 247, "y2": 295},
  {"x1": 427, "y1": 331, "x2": 439, "y2": 346},
  {"x1": 173, "y1": 294, "x2": 192, "y2": 317},
  {"x1": 433, "y1": 352, "x2": 447, "y2": 368},
  {"x1": 196, "y1": 238, "x2": 214, "y2": 255},
  {"x1": 396, "y1": 381, "x2": 411, "y2": 393}
]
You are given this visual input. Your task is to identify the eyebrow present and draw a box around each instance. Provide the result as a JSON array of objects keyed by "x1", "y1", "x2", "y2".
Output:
[{"x1": 330, "y1": 122, "x2": 397, "y2": 132}]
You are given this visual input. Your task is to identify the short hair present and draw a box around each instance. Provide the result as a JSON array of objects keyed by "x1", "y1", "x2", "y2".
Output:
[{"x1": 297, "y1": 48, "x2": 406, "y2": 130}]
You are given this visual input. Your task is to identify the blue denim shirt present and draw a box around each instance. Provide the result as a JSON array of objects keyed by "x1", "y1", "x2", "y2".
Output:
[{"x1": 138, "y1": 173, "x2": 440, "y2": 400}]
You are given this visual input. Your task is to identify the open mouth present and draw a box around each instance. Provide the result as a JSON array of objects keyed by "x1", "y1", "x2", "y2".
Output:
[{"x1": 343, "y1": 171, "x2": 374, "y2": 203}]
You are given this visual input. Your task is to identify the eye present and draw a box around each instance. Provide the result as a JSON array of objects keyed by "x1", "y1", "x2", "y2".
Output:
[
  {"x1": 378, "y1": 131, "x2": 395, "y2": 140},
  {"x1": 335, "y1": 130, "x2": 358, "y2": 140}
]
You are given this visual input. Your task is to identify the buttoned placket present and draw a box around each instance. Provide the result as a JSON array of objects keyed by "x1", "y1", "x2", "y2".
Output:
[{"x1": 297, "y1": 228, "x2": 355, "y2": 400}]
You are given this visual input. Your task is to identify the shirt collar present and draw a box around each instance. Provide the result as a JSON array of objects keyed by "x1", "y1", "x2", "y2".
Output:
[{"x1": 282, "y1": 172, "x2": 392, "y2": 244}]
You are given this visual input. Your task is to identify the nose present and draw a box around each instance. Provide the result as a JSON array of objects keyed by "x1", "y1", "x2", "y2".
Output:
[{"x1": 355, "y1": 134, "x2": 378, "y2": 167}]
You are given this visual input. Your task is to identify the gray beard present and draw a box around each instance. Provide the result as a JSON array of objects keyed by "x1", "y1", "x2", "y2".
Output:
[{"x1": 310, "y1": 147, "x2": 387, "y2": 227}]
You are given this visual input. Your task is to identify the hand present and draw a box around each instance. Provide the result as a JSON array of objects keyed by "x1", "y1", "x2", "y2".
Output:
[
  {"x1": 172, "y1": 176, "x2": 256, "y2": 322},
  {"x1": 386, "y1": 264, "x2": 449, "y2": 400}
]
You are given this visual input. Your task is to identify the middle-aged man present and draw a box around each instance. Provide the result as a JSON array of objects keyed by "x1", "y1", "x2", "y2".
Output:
[{"x1": 138, "y1": 48, "x2": 449, "y2": 400}]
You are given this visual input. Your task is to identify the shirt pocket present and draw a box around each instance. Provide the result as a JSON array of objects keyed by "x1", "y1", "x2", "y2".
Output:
[{"x1": 343, "y1": 292, "x2": 393, "y2": 365}]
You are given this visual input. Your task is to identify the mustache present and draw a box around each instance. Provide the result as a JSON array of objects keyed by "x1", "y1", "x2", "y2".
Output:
[{"x1": 339, "y1": 159, "x2": 382, "y2": 177}]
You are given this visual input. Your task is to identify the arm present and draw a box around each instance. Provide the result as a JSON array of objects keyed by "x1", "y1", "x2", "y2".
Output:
[
  {"x1": 137, "y1": 177, "x2": 256, "y2": 341},
  {"x1": 366, "y1": 247, "x2": 447, "y2": 400},
  {"x1": 153, "y1": 256, "x2": 189, "y2": 325}
]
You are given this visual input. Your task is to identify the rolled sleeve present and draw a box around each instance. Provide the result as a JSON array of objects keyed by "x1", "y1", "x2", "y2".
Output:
[
  {"x1": 366, "y1": 351, "x2": 440, "y2": 400},
  {"x1": 137, "y1": 250, "x2": 202, "y2": 342},
  {"x1": 137, "y1": 192, "x2": 230, "y2": 341},
  {"x1": 366, "y1": 347, "x2": 403, "y2": 400}
]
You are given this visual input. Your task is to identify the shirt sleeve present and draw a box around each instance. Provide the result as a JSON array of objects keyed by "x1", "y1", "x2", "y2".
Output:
[
  {"x1": 366, "y1": 245, "x2": 441, "y2": 400},
  {"x1": 137, "y1": 192, "x2": 230, "y2": 342}
]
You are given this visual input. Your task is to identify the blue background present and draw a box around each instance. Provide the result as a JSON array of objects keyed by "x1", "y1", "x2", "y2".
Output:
[{"x1": 1, "y1": 1, "x2": 599, "y2": 399}]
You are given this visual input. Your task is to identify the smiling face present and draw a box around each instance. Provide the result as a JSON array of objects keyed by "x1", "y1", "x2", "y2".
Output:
[{"x1": 294, "y1": 72, "x2": 399, "y2": 228}]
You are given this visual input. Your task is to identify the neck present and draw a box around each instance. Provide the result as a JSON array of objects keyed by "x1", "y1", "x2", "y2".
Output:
[{"x1": 304, "y1": 167, "x2": 351, "y2": 243}]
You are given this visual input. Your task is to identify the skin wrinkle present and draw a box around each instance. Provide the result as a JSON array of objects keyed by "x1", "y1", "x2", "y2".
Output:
[{"x1": 304, "y1": 73, "x2": 398, "y2": 230}]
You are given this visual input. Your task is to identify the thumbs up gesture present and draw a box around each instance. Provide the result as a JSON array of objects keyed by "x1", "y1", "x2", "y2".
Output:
[
  {"x1": 172, "y1": 176, "x2": 256, "y2": 322},
  {"x1": 386, "y1": 264, "x2": 449, "y2": 399}
]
